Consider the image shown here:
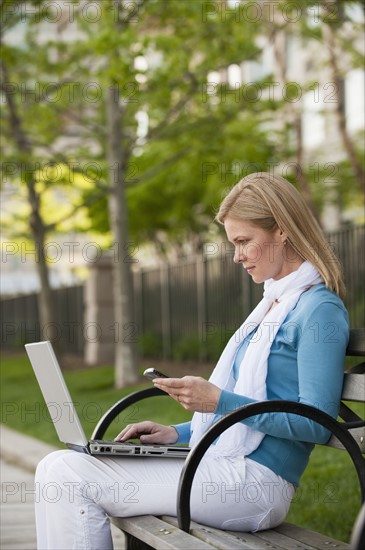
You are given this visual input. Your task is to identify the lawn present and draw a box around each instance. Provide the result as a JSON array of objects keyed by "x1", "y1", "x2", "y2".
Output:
[{"x1": 1, "y1": 352, "x2": 362, "y2": 543}]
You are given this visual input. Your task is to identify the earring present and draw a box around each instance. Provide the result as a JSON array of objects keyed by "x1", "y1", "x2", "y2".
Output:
[{"x1": 283, "y1": 239, "x2": 287, "y2": 246}]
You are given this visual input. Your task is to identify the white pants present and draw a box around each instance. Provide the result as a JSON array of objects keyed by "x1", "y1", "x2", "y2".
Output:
[{"x1": 34, "y1": 449, "x2": 295, "y2": 550}]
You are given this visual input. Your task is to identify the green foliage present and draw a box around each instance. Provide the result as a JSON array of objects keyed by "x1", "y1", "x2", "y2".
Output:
[
  {"x1": 136, "y1": 331, "x2": 163, "y2": 359},
  {"x1": 172, "y1": 334, "x2": 201, "y2": 362},
  {"x1": 2, "y1": 0, "x2": 364, "y2": 253},
  {"x1": 0, "y1": 0, "x2": 284, "y2": 251},
  {"x1": 204, "y1": 331, "x2": 232, "y2": 362}
]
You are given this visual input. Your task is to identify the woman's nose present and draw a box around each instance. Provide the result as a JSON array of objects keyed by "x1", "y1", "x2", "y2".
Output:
[{"x1": 233, "y1": 246, "x2": 245, "y2": 264}]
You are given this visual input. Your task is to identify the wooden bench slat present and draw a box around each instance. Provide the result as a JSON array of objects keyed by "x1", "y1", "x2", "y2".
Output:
[
  {"x1": 342, "y1": 373, "x2": 365, "y2": 402},
  {"x1": 327, "y1": 427, "x2": 365, "y2": 452},
  {"x1": 274, "y1": 522, "x2": 350, "y2": 549},
  {"x1": 161, "y1": 516, "x2": 342, "y2": 550},
  {"x1": 162, "y1": 516, "x2": 271, "y2": 550},
  {"x1": 241, "y1": 527, "x2": 319, "y2": 550},
  {"x1": 111, "y1": 515, "x2": 216, "y2": 549}
]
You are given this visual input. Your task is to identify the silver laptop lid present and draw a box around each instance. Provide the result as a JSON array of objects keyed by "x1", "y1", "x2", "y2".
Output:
[{"x1": 25, "y1": 341, "x2": 88, "y2": 447}]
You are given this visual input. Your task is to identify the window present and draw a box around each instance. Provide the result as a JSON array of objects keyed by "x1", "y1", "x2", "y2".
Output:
[
  {"x1": 345, "y1": 69, "x2": 365, "y2": 133},
  {"x1": 302, "y1": 90, "x2": 325, "y2": 148}
]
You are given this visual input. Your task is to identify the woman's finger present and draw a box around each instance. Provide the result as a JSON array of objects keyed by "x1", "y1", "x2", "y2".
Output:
[{"x1": 153, "y1": 377, "x2": 185, "y2": 389}]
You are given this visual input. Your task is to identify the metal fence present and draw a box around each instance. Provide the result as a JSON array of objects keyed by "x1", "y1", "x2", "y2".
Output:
[
  {"x1": 1, "y1": 286, "x2": 85, "y2": 354},
  {"x1": 1, "y1": 225, "x2": 364, "y2": 362}
]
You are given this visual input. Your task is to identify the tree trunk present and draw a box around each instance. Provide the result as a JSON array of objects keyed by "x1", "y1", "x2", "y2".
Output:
[
  {"x1": 321, "y1": 1, "x2": 365, "y2": 197},
  {"x1": 271, "y1": 31, "x2": 321, "y2": 222},
  {"x1": 27, "y1": 177, "x2": 59, "y2": 346},
  {"x1": 1, "y1": 59, "x2": 60, "y2": 353},
  {"x1": 106, "y1": 85, "x2": 138, "y2": 387}
]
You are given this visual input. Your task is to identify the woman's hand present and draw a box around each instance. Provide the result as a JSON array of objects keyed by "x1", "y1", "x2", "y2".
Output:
[
  {"x1": 115, "y1": 421, "x2": 178, "y2": 444},
  {"x1": 153, "y1": 376, "x2": 221, "y2": 413}
]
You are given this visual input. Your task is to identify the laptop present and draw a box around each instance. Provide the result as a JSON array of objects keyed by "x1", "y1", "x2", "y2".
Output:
[{"x1": 25, "y1": 341, "x2": 190, "y2": 459}]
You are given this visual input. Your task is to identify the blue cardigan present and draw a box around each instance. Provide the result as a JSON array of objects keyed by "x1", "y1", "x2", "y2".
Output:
[{"x1": 173, "y1": 284, "x2": 349, "y2": 486}]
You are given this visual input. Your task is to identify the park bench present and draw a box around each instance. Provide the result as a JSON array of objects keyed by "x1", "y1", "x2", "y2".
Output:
[{"x1": 92, "y1": 328, "x2": 365, "y2": 550}]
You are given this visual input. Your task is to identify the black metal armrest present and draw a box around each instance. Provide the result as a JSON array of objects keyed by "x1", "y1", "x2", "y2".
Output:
[
  {"x1": 177, "y1": 400, "x2": 365, "y2": 532},
  {"x1": 91, "y1": 387, "x2": 168, "y2": 440}
]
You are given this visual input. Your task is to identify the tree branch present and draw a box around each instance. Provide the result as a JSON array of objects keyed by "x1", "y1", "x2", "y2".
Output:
[
  {"x1": 0, "y1": 60, "x2": 31, "y2": 152},
  {"x1": 45, "y1": 187, "x2": 108, "y2": 232},
  {"x1": 128, "y1": 146, "x2": 192, "y2": 186},
  {"x1": 140, "y1": 73, "x2": 200, "y2": 146}
]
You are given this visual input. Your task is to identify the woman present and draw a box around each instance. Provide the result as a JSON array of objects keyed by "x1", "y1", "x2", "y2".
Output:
[{"x1": 35, "y1": 172, "x2": 349, "y2": 549}]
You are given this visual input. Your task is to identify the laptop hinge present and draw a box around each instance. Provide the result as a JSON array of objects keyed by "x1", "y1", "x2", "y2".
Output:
[{"x1": 66, "y1": 443, "x2": 90, "y2": 454}]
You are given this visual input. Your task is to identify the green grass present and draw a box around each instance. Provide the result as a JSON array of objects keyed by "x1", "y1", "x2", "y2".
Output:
[
  {"x1": 1, "y1": 353, "x2": 362, "y2": 543},
  {"x1": 0, "y1": 354, "x2": 192, "y2": 445},
  {"x1": 286, "y1": 445, "x2": 361, "y2": 542}
]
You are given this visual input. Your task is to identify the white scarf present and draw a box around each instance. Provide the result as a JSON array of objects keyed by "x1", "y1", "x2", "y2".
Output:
[{"x1": 190, "y1": 261, "x2": 323, "y2": 457}]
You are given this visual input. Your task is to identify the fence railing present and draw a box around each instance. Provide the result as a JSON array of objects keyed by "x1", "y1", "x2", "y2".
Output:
[
  {"x1": 1, "y1": 285, "x2": 85, "y2": 354},
  {"x1": 1, "y1": 225, "x2": 364, "y2": 362}
]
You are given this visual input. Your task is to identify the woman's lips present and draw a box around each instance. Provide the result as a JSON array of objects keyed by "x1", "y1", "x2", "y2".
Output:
[{"x1": 246, "y1": 266, "x2": 255, "y2": 274}]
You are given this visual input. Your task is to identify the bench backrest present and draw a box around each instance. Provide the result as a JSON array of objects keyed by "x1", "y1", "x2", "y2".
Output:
[{"x1": 327, "y1": 328, "x2": 365, "y2": 453}]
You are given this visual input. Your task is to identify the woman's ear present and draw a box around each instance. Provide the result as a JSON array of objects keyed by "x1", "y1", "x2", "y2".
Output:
[{"x1": 278, "y1": 229, "x2": 288, "y2": 244}]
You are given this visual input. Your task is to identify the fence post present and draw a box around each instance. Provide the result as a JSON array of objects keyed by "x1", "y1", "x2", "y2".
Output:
[
  {"x1": 160, "y1": 264, "x2": 172, "y2": 359},
  {"x1": 196, "y1": 255, "x2": 207, "y2": 361},
  {"x1": 133, "y1": 268, "x2": 144, "y2": 356},
  {"x1": 84, "y1": 254, "x2": 115, "y2": 365}
]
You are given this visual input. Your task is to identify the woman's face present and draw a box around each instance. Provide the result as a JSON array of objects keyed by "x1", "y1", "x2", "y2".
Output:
[{"x1": 224, "y1": 217, "x2": 303, "y2": 283}]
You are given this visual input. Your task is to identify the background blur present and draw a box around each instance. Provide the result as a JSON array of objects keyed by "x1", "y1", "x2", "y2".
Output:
[{"x1": 1, "y1": 0, "x2": 364, "y2": 386}]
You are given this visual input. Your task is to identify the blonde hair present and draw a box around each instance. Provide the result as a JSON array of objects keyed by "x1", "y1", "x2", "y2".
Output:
[{"x1": 216, "y1": 172, "x2": 346, "y2": 298}]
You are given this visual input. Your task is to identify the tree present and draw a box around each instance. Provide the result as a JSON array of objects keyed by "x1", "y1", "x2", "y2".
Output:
[
  {"x1": 105, "y1": 83, "x2": 137, "y2": 385},
  {"x1": 72, "y1": 0, "x2": 277, "y2": 253},
  {"x1": 2, "y1": 0, "x2": 275, "y2": 385},
  {"x1": 3, "y1": 0, "x2": 362, "y2": 385},
  {"x1": 1, "y1": 0, "x2": 111, "y2": 356},
  {"x1": 72, "y1": 0, "x2": 278, "y2": 384},
  {"x1": 321, "y1": 0, "x2": 364, "y2": 197},
  {"x1": 269, "y1": 0, "x2": 365, "y2": 215},
  {"x1": 1, "y1": 1, "x2": 69, "y2": 355}
]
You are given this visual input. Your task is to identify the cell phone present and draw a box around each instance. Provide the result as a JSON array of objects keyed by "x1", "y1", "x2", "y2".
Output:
[{"x1": 143, "y1": 368, "x2": 169, "y2": 381}]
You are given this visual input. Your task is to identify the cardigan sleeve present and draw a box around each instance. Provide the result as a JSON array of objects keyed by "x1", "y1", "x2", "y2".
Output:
[{"x1": 171, "y1": 421, "x2": 191, "y2": 444}]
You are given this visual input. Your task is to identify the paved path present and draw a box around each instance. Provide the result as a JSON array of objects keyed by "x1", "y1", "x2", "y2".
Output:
[
  {"x1": 0, "y1": 426, "x2": 126, "y2": 549},
  {"x1": 1, "y1": 458, "x2": 37, "y2": 550}
]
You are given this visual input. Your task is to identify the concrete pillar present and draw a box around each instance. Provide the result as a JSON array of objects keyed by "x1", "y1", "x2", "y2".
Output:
[{"x1": 84, "y1": 255, "x2": 115, "y2": 365}]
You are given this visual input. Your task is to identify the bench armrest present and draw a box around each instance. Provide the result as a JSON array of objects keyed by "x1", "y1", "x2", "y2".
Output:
[
  {"x1": 91, "y1": 387, "x2": 168, "y2": 440},
  {"x1": 177, "y1": 400, "x2": 365, "y2": 532}
]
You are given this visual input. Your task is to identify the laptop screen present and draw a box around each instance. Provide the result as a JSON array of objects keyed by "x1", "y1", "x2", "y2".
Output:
[{"x1": 25, "y1": 341, "x2": 88, "y2": 447}]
